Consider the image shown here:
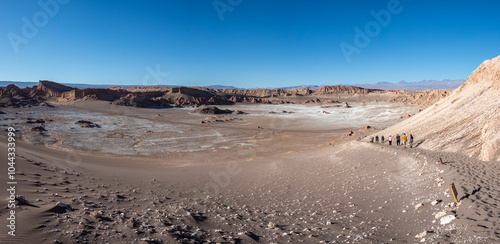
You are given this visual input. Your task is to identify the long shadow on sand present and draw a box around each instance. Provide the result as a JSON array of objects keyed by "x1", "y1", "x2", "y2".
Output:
[
  {"x1": 19, "y1": 203, "x2": 40, "y2": 208},
  {"x1": 413, "y1": 139, "x2": 426, "y2": 148},
  {"x1": 460, "y1": 186, "x2": 482, "y2": 201}
]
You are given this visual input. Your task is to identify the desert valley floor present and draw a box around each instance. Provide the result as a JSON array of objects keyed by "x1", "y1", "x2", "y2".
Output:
[{"x1": 0, "y1": 98, "x2": 499, "y2": 244}]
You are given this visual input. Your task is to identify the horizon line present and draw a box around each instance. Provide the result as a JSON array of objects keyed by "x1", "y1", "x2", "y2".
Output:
[{"x1": 0, "y1": 78, "x2": 466, "y2": 89}]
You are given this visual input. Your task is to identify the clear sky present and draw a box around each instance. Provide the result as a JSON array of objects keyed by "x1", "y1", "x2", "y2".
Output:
[{"x1": 1, "y1": 0, "x2": 499, "y2": 88}]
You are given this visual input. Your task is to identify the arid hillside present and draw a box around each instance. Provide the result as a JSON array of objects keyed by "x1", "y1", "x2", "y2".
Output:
[{"x1": 378, "y1": 55, "x2": 500, "y2": 161}]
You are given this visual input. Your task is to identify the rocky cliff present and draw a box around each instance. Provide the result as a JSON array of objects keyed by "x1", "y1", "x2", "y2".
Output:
[
  {"x1": 38, "y1": 80, "x2": 74, "y2": 97},
  {"x1": 388, "y1": 89, "x2": 450, "y2": 106},
  {"x1": 0, "y1": 84, "x2": 43, "y2": 107},
  {"x1": 1, "y1": 80, "x2": 451, "y2": 108}
]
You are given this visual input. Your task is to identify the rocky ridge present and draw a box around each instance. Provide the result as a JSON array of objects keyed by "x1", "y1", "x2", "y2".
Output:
[{"x1": 1, "y1": 80, "x2": 450, "y2": 108}]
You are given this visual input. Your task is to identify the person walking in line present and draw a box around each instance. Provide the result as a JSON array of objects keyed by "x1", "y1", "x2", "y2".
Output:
[
  {"x1": 409, "y1": 134, "x2": 414, "y2": 148},
  {"x1": 370, "y1": 137, "x2": 374, "y2": 143},
  {"x1": 381, "y1": 135, "x2": 385, "y2": 143},
  {"x1": 402, "y1": 133, "x2": 407, "y2": 148},
  {"x1": 388, "y1": 135, "x2": 392, "y2": 145},
  {"x1": 396, "y1": 134, "x2": 401, "y2": 146},
  {"x1": 375, "y1": 135, "x2": 379, "y2": 143}
]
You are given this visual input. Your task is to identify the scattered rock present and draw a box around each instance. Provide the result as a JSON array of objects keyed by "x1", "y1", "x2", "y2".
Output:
[
  {"x1": 16, "y1": 195, "x2": 29, "y2": 205},
  {"x1": 75, "y1": 120, "x2": 100, "y2": 128},
  {"x1": 193, "y1": 105, "x2": 232, "y2": 114},
  {"x1": 434, "y1": 211, "x2": 447, "y2": 219},
  {"x1": 431, "y1": 200, "x2": 442, "y2": 206},
  {"x1": 303, "y1": 98, "x2": 339, "y2": 104},
  {"x1": 267, "y1": 221, "x2": 277, "y2": 229},
  {"x1": 27, "y1": 118, "x2": 46, "y2": 124},
  {"x1": 39, "y1": 102, "x2": 53, "y2": 107},
  {"x1": 31, "y1": 126, "x2": 46, "y2": 132},
  {"x1": 91, "y1": 211, "x2": 103, "y2": 219},
  {"x1": 48, "y1": 202, "x2": 73, "y2": 213},
  {"x1": 415, "y1": 230, "x2": 432, "y2": 239},
  {"x1": 200, "y1": 116, "x2": 241, "y2": 123},
  {"x1": 359, "y1": 125, "x2": 373, "y2": 131},
  {"x1": 56, "y1": 202, "x2": 72, "y2": 209},
  {"x1": 440, "y1": 215, "x2": 456, "y2": 225},
  {"x1": 414, "y1": 203, "x2": 424, "y2": 211},
  {"x1": 232, "y1": 110, "x2": 246, "y2": 115}
]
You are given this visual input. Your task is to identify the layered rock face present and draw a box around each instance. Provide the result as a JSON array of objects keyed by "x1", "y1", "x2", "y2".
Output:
[
  {"x1": 1, "y1": 79, "x2": 450, "y2": 109},
  {"x1": 37, "y1": 80, "x2": 74, "y2": 96},
  {"x1": 0, "y1": 81, "x2": 347, "y2": 108},
  {"x1": 387, "y1": 89, "x2": 450, "y2": 106},
  {"x1": 37, "y1": 80, "x2": 128, "y2": 101},
  {"x1": 380, "y1": 55, "x2": 500, "y2": 161}
]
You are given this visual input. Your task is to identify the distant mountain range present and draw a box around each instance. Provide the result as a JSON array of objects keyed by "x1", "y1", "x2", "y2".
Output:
[
  {"x1": 0, "y1": 81, "x2": 180, "y2": 89},
  {"x1": 0, "y1": 81, "x2": 40, "y2": 88},
  {"x1": 1, "y1": 79, "x2": 465, "y2": 91},
  {"x1": 356, "y1": 79, "x2": 466, "y2": 90},
  {"x1": 203, "y1": 85, "x2": 242, "y2": 90},
  {"x1": 276, "y1": 85, "x2": 323, "y2": 90}
]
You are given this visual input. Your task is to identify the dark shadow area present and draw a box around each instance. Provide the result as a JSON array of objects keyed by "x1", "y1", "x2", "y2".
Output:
[
  {"x1": 16, "y1": 197, "x2": 40, "y2": 208},
  {"x1": 460, "y1": 186, "x2": 482, "y2": 201},
  {"x1": 414, "y1": 140, "x2": 425, "y2": 148},
  {"x1": 191, "y1": 213, "x2": 207, "y2": 223},
  {"x1": 245, "y1": 231, "x2": 260, "y2": 241},
  {"x1": 97, "y1": 216, "x2": 113, "y2": 222},
  {"x1": 19, "y1": 203, "x2": 40, "y2": 208},
  {"x1": 46, "y1": 205, "x2": 75, "y2": 214}
]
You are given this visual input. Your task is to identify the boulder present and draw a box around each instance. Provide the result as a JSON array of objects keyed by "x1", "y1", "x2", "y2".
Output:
[
  {"x1": 31, "y1": 126, "x2": 46, "y2": 132},
  {"x1": 193, "y1": 106, "x2": 232, "y2": 114},
  {"x1": 75, "y1": 120, "x2": 100, "y2": 128}
]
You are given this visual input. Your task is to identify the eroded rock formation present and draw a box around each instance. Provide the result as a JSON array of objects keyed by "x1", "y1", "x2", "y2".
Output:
[{"x1": 1, "y1": 80, "x2": 450, "y2": 108}]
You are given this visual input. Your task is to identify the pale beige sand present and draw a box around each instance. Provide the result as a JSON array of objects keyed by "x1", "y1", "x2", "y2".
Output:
[
  {"x1": 0, "y1": 87, "x2": 498, "y2": 243},
  {"x1": 1, "y1": 132, "x2": 498, "y2": 243}
]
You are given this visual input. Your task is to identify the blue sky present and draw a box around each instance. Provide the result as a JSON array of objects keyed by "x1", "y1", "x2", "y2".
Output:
[{"x1": 1, "y1": 0, "x2": 499, "y2": 88}]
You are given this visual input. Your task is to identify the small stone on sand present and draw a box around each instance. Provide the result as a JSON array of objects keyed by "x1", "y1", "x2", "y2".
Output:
[{"x1": 440, "y1": 215, "x2": 456, "y2": 225}]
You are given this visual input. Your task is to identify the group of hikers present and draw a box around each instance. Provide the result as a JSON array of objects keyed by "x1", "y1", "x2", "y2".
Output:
[{"x1": 369, "y1": 133, "x2": 414, "y2": 148}]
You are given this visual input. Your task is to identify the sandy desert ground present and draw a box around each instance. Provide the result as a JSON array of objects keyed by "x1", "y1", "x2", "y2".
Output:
[
  {"x1": 1, "y1": 54, "x2": 500, "y2": 244},
  {"x1": 0, "y1": 95, "x2": 498, "y2": 244}
]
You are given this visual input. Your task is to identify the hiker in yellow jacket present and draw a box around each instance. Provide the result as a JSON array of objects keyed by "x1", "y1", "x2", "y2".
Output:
[{"x1": 402, "y1": 133, "x2": 408, "y2": 148}]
